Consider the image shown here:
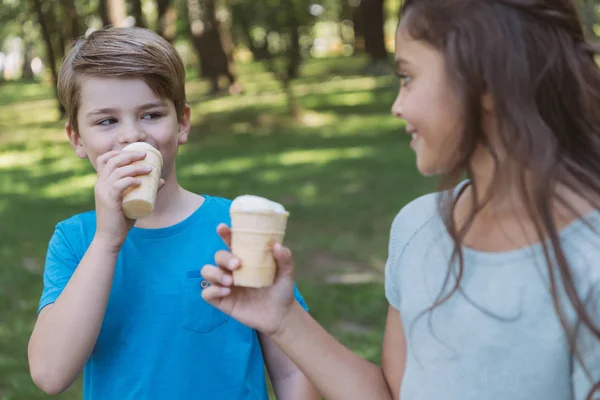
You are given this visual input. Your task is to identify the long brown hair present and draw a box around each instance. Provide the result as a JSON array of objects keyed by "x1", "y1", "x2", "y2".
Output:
[{"x1": 400, "y1": 1, "x2": 600, "y2": 398}]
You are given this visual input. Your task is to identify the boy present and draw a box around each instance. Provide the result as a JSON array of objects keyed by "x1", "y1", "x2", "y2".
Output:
[{"x1": 27, "y1": 27, "x2": 320, "y2": 400}]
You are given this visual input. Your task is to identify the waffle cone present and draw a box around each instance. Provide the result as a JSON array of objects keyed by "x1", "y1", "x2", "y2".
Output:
[
  {"x1": 121, "y1": 143, "x2": 163, "y2": 219},
  {"x1": 230, "y1": 210, "x2": 289, "y2": 288}
]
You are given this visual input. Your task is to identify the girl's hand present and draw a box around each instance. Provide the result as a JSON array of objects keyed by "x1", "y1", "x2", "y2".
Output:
[{"x1": 201, "y1": 224, "x2": 296, "y2": 336}]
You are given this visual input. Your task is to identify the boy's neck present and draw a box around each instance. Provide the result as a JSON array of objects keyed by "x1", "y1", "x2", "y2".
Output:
[{"x1": 133, "y1": 170, "x2": 205, "y2": 230}]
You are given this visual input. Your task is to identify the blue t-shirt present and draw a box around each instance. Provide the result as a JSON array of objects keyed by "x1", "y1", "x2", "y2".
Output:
[{"x1": 39, "y1": 195, "x2": 308, "y2": 400}]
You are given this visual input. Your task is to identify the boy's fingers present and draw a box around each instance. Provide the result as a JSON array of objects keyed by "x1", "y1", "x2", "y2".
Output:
[
  {"x1": 103, "y1": 151, "x2": 147, "y2": 177},
  {"x1": 214, "y1": 250, "x2": 240, "y2": 271},
  {"x1": 201, "y1": 264, "x2": 233, "y2": 286},
  {"x1": 158, "y1": 179, "x2": 166, "y2": 190},
  {"x1": 216, "y1": 223, "x2": 232, "y2": 248},
  {"x1": 111, "y1": 164, "x2": 152, "y2": 181},
  {"x1": 109, "y1": 176, "x2": 141, "y2": 197},
  {"x1": 273, "y1": 243, "x2": 295, "y2": 278},
  {"x1": 96, "y1": 150, "x2": 122, "y2": 167}
]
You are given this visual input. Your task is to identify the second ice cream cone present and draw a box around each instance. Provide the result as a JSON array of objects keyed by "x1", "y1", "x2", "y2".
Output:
[{"x1": 230, "y1": 204, "x2": 289, "y2": 288}]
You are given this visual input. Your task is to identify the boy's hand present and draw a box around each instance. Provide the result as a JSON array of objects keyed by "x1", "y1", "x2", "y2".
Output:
[
  {"x1": 201, "y1": 224, "x2": 296, "y2": 336},
  {"x1": 93, "y1": 150, "x2": 154, "y2": 251}
]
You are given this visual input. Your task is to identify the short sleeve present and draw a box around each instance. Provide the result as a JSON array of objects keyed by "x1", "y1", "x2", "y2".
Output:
[
  {"x1": 293, "y1": 283, "x2": 309, "y2": 311},
  {"x1": 571, "y1": 283, "x2": 600, "y2": 400},
  {"x1": 385, "y1": 213, "x2": 402, "y2": 310},
  {"x1": 38, "y1": 223, "x2": 81, "y2": 313}
]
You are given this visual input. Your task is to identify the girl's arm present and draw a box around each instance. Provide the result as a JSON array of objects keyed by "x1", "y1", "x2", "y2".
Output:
[
  {"x1": 259, "y1": 332, "x2": 322, "y2": 399},
  {"x1": 269, "y1": 302, "x2": 406, "y2": 400}
]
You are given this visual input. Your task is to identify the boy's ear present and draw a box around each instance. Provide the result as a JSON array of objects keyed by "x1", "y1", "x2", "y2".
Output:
[
  {"x1": 66, "y1": 122, "x2": 89, "y2": 159},
  {"x1": 177, "y1": 104, "x2": 191, "y2": 145}
]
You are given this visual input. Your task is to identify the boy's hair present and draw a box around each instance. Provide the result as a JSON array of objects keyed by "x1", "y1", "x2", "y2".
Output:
[
  {"x1": 57, "y1": 27, "x2": 187, "y2": 133},
  {"x1": 400, "y1": 1, "x2": 600, "y2": 398}
]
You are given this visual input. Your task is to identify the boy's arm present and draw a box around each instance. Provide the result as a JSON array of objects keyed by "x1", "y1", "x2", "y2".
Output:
[
  {"x1": 28, "y1": 150, "x2": 150, "y2": 395},
  {"x1": 28, "y1": 238, "x2": 120, "y2": 395},
  {"x1": 259, "y1": 332, "x2": 322, "y2": 400}
]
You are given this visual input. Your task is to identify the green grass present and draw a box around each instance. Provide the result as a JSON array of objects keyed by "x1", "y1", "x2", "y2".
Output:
[{"x1": 0, "y1": 56, "x2": 434, "y2": 399}]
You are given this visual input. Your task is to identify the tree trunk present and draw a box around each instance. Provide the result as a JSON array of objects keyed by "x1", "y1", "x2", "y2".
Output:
[
  {"x1": 132, "y1": 0, "x2": 147, "y2": 28},
  {"x1": 108, "y1": 0, "x2": 128, "y2": 27},
  {"x1": 352, "y1": 2, "x2": 365, "y2": 53},
  {"x1": 187, "y1": 0, "x2": 238, "y2": 93},
  {"x1": 21, "y1": 39, "x2": 35, "y2": 80},
  {"x1": 99, "y1": 0, "x2": 127, "y2": 27},
  {"x1": 32, "y1": 0, "x2": 65, "y2": 116},
  {"x1": 281, "y1": 78, "x2": 300, "y2": 119},
  {"x1": 235, "y1": 9, "x2": 269, "y2": 61},
  {"x1": 98, "y1": 0, "x2": 110, "y2": 27},
  {"x1": 286, "y1": 3, "x2": 301, "y2": 80},
  {"x1": 58, "y1": 0, "x2": 82, "y2": 41},
  {"x1": 156, "y1": 0, "x2": 174, "y2": 39},
  {"x1": 361, "y1": 0, "x2": 387, "y2": 62}
]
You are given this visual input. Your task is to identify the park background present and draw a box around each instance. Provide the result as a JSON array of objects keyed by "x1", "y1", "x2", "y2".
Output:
[{"x1": 0, "y1": 0, "x2": 598, "y2": 398}]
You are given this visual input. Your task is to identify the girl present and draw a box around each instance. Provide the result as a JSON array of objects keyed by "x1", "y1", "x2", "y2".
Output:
[{"x1": 201, "y1": 1, "x2": 600, "y2": 399}]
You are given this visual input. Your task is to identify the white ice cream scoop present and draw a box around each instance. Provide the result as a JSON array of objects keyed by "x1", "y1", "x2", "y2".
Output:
[{"x1": 230, "y1": 195, "x2": 287, "y2": 214}]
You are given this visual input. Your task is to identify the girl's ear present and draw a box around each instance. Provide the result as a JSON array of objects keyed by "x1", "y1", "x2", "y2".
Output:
[{"x1": 66, "y1": 122, "x2": 89, "y2": 159}]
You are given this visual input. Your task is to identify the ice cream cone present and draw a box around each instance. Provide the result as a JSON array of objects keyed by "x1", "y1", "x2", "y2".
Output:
[
  {"x1": 121, "y1": 142, "x2": 163, "y2": 220},
  {"x1": 230, "y1": 204, "x2": 289, "y2": 288}
]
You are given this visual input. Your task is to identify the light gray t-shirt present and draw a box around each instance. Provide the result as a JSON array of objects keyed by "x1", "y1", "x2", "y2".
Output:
[{"x1": 385, "y1": 189, "x2": 600, "y2": 400}]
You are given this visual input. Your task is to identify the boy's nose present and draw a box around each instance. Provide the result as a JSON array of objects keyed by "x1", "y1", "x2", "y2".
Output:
[{"x1": 118, "y1": 123, "x2": 148, "y2": 144}]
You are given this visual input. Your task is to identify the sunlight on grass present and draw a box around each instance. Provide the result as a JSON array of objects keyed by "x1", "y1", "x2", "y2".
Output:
[
  {"x1": 0, "y1": 151, "x2": 44, "y2": 169},
  {"x1": 181, "y1": 146, "x2": 376, "y2": 178},
  {"x1": 297, "y1": 182, "x2": 318, "y2": 203},
  {"x1": 182, "y1": 156, "x2": 257, "y2": 176},
  {"x1": 0, "y1": 178, "x2": 30, "y2": 194},
  {"x1": 257, "y1": 169, "x2": 284, "y2": 183},
  {"x1": 299, "y1": 110, "x2": 337, "y2": 127},
  {"x1": 278, "y1": 146, "x2": 375, "y2": 166},
  {"x1": 41, "y1": 173, "x2": 97, "y2": 198}
]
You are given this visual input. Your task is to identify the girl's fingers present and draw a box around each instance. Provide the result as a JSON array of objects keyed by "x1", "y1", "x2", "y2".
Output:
[
  {"x1": 201, "y1": 264, "x2": 233, "y2": 286},
  {"x1": 216, "y1": 223, "x2": 232, "y2": 248},
  {"x1": 214, "y1": 250, "x2": 240, "y2": 271},
  {"x1": 201, "y1": 285, "x2": 231, "y2": 302}
]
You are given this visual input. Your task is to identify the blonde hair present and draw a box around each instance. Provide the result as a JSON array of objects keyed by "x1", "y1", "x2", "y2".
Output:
[{"x1": 57, "y1": 27, "x2": 187, "y2": 133}]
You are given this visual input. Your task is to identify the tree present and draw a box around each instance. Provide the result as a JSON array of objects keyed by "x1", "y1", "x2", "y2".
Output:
[
  {"x1": 99, "y1": 0, "x2": 128, "y2": 27},
  {"x1": 230, "y1": 0, "x2": 315, "y2": 117},
  {"x1": 187, "y1": 0, "x2": 240, "y2": 94},
  {"x1": 132, "y1": 0, "x2": 147, "y2": 28},
  {"x1": 32, "y1": 0, "x2": 64, "y2": 115},
  {"x1": 352, "y1": 0, "x2": 388, "y2": 64}
]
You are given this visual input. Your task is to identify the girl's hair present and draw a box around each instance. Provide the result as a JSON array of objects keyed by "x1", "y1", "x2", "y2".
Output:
[{"x1": 400, "y1": 0, "x2": 600, "y2": 398}]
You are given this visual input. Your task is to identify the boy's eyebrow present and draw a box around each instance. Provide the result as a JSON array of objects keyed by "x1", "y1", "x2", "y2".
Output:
[
  {"x1": 85, "y1": 102, "x2": 167, "y2": 118},
  {"x1": 86, "y1": 108, "x2": 117, "y2": 118},
  {"x1": 137, "y1": 101, "x2": 168, "y2": 111}
]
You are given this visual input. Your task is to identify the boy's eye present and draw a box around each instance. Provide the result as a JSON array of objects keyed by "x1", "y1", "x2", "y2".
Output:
[
  {"x1": 97, "y1": 118, "x2": 117, "y2": 126},
  {"x1": 142, "y1": 113, "x2": 163, "y2": 120}
]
